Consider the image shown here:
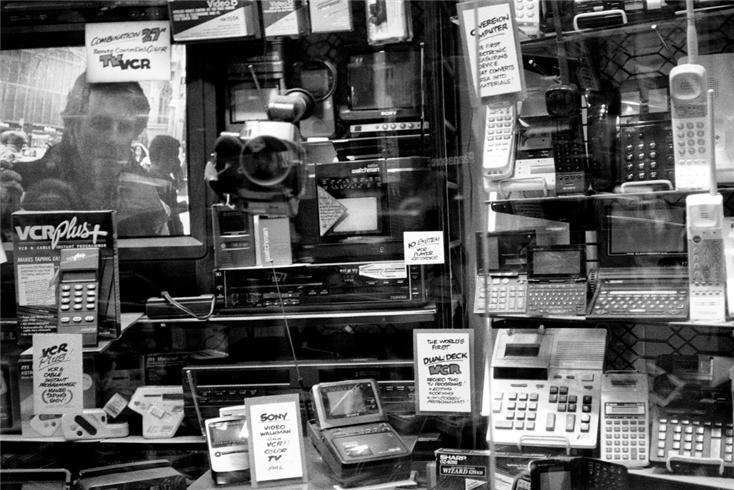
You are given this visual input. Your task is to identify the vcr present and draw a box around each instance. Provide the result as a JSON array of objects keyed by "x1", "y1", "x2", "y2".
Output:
[{"x1": 213, "y1": 261, "x2": 427, "y2": 313}]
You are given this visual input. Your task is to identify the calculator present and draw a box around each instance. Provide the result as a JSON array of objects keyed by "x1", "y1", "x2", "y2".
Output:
[
  {"x1": 600, "y1": 372, "x2": 649, "y2": 467},
  {"x1": 474, "y1": 274, "x2": 527, "y2": 314}
]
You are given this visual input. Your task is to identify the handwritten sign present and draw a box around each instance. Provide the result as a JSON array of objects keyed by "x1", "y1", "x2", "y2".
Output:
[
  {"x1": 33, "y1": 334, "x2": 83, "y2": 414},
  {"x1": 458, "y1": 0, "x2": 524, "y2": 98},
  {"x1": 246, "y1": 394, "x2": 307, "y2": 487},
  {"x1": 414, "y1": 329, "x2": 473, "y2": 414},
  {"x1": 86, "y1": 21, "x2": 171, "y2": 82},
  {"x1": 404, "y1": 231, "x2": 445, "y2": 265}
]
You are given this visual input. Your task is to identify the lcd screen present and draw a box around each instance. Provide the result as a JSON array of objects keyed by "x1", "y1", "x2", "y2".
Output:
[
  {"x1": 531, "y1": 249, "x2": 581, "y2": 276},
  {"x1": 539, "y1": 470, "x2": 572, "y2": 490},
  {"x1": 504, "y1": 344, "x2": 540, "y2": 357},
  {"x1": 208, "y1": 419, "x2": 248, "y2": 448},
  {"x1": 320, "y1": 381, "x2": 379, "y2": 419},
  {"x1": 607, "y1": 201, "x2": 686, "y2": 256},
  {"x1": 331, "y1": 197, "x2": 380, "y2": 233}
]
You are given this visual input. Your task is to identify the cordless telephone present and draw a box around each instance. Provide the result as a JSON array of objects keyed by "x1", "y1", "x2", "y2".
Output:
[
  {"x1": 546, "y1": 0, "x2": 587, "y2": 195},
  {"x1": 686, "y1": 191, "x2": 726, "y2": 323},
  {"x1": 482, "y1": 100, "x2": 517, "y2": 183},
  {"x1": 671, "y1": 0, "x2": 713, "y2": 191}
]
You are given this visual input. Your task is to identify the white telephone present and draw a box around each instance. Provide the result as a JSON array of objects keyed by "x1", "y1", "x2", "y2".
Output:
[{"x1": 671, "y1": 0, "x2": 713, "y2": 191}]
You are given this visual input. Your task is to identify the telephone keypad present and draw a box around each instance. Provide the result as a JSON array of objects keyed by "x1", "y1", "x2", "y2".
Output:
[{"x1": 620, "y1": 122, "x2": 674, "y2": 185}]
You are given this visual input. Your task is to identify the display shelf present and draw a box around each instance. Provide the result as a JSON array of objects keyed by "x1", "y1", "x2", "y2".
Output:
[
  {"x1": 479, "y1": 313, "x2": 734, "y2": 329},
  {"x1": 629, "y1": 467, "x2": 734, "y2": 489},
  {"x1": 18, "y1": 312, "x2": 141, "y2": 357},
  {"x1": 0, "y1": 434, "x2": 205, "y2": 444},
  {"x1": 135, "y1": 305, "x2": 438, "y2": 326},
  {"x1": 519, "y1": 5, "x2": 734, "y2": 48}
]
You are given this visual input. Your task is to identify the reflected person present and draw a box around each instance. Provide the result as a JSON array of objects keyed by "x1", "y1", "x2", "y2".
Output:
[{"x1": 7, "y1": 72, "x2": 170, "y2": 236}]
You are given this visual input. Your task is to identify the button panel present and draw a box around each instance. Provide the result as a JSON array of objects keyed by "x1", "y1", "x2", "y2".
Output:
[{"x1": 490, "y1": 370, "x2": 601, "y2": 449}]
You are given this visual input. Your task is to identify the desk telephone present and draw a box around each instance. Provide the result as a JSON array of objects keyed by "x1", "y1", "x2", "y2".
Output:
[
  {"x1": 649, "y1": 355, "x2": 734, "y2": 476},
  {"x1": 307, "y1": 379, "x2": 412, "y2": 487},
  {"x1": 56, "y1": 248, "x2": 100, "y2": 346},
  {"x1": 486, "y1": 328, "x2": 606, "y2": 450}
]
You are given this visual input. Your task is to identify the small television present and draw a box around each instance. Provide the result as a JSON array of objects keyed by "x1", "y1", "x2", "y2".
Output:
[
  {"x1": 1, "y1": 5, "x2": 214, "y2": 311},
  {"x1": 597, "y1": 195, "x2": 687, "y2": 269},
  {"x1": 339, "y1": 48, "x2": 422, "y2": 122}
]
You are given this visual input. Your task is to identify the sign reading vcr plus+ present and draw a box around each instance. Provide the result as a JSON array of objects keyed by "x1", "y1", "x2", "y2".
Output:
[{"x1": 11, "y1": 211, "x2": 120, "y2": 346}]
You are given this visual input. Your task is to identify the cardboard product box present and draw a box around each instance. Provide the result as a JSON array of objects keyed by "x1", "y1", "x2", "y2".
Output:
[
  {"x1": 11, "y1": 211, "x2": 120, "y2": 346},
  {"x1": 169, "y1": 0, "x2": 260, "y2": 41},
  {"x1": 308, "y1": 0, "x2": 353, "y2": 33},
  {"x1": 19, "y1": 353, "x2": 98, "y2": 437},
  {"x1": 435, "y1": 448, "x2": 491, "y2": 490},
  {"x1": 144, "y1": 349, "x2": 228, "y2": 385},
  {"x1": 261, "y1": 0, "x2": 309, "y2": 37},
  {"x1": 77, "y1": 460, "x2": 186, "y2": 490},
  {"x1": 255, "y1": 216, "x2": 292, "y2": 266}
]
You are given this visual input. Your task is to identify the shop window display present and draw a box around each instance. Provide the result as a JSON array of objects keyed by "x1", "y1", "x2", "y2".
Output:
[{"x1": 0, "y1": 1, "x2": 732, "y2": 489}]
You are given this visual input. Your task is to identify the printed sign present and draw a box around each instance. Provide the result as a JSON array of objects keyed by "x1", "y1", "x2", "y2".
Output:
[
  {"x1": 458, "y1": 0, "x2": 524, "y2": 98},
  {"x1": 404, "y1": 231, "x2": 445, "y2": 265},
  {"x1": 33, "y1": 334, "x2": 83, "y2": 414},
  {"x1": 85, "y1": 21, "x2": 171, "y2": 82},
  {"x1": 169, "y1": 0, "x2": 260, "y2": 41},
  {"x1": 414, "y1": 329, "x2": 473, "y2": 414},
  {"x1": 246, "y1": 394, "x2": 308, "y2": 487}
]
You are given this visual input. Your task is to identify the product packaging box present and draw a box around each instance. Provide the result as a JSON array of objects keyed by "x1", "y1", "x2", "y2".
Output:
[
  {"x1": 11, "y1": 211, "x2": 120, "y2": 346},
  {"x1": 169, "y1": 0, "x2": 260, "y2": 41},
  {"x1": 77, "y1": 460, "x2": 186, "y2": 490},
  {"x1": 255, "y1": 216, "x2": 292, "y2": 266},
  {"x1": 144, "y1": 349, "x2": 228, "y2": 385},
  {"x1": 435, "y1": 448, "x2": 491, "y2": 490},
  {"x1": 18, "y1": 353, "x2": 97, "y2": 437},
  {"x1": 309, "y1": 0, "x2": 352, "y2": 33},
  {"x1": 261, "y1": 0, "x2": 309, "y2": 37}
]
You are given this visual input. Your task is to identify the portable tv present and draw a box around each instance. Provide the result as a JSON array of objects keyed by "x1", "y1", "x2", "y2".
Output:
[
  {"x1": 339, "y1": 49, "x2": 422, "y2": 121},
  {"x1": 308, "y1": 379, "x2": 412, "y2": 487},
  {"x1": 598, "y1": 196, "x2": 688, "y2": 269}
]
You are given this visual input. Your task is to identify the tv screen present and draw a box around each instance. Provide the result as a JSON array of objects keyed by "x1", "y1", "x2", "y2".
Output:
[{"x1": 598, "y1": 196, "x2": 687, "y2": 269}]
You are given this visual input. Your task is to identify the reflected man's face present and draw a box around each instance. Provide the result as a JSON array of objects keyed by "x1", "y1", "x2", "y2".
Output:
[{"x1": 73, "y1": 89, "x2": 142, "y2": 181}]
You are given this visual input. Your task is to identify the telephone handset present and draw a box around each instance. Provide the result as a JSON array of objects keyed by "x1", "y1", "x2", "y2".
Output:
[
  {"x1": 671, "y1": 0, "x2": 713, "y2": 191},
  {"x1": 482, "y1": 100, "x2": 518, "y2": 184},
  {"x1": 686, "y1": 192, "x2": 726, "y2": 322},
  {"x1": 56, "y1": 248, "x2": 100, "y2": 346},
  {"x1": 671, "y1": 65, "x2": 712, "y2": 191},
  {"x1": 546, "y1": 1, "x2": 587, "y2": 195}
]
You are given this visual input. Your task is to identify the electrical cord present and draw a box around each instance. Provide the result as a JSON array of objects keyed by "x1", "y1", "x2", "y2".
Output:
[{"x1": 160, "y1": 291, "x2": 215, "y2": 320}]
